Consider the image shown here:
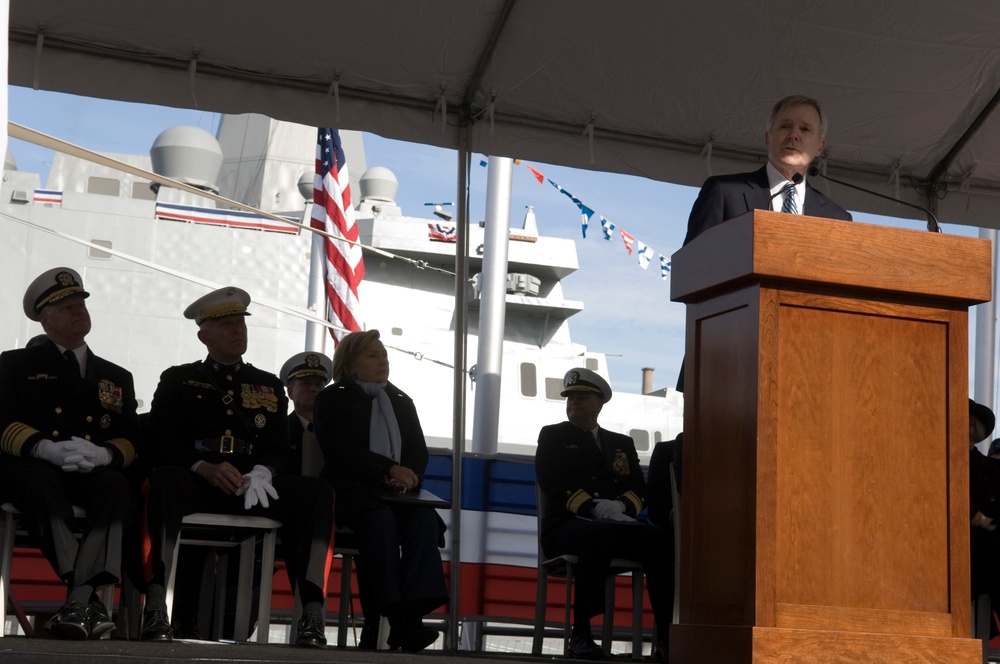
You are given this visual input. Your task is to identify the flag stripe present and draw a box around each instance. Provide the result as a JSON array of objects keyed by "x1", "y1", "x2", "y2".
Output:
[{"x1": 310, "y1": 128, "x2": 363, "y2": 343}]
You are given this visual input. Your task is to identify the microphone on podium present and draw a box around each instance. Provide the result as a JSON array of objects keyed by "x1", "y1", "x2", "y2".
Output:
[
  {"x1": 807, "y1": 166, "x2": 941, "y2": 233},
  {"x1": 768, "y1": 172, "x2": 804, "y2": 208}
]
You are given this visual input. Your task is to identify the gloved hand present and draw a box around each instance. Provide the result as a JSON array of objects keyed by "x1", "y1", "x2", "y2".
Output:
[
  {"x1": 69, "y1": 436, "x2": 113, "y2": 472},
  {"x1": 603, "y1": 511, "x2": 637, "y2": 523},
  {"x1": 592, "y1": 499, "x2": 626, "y2": 520},
  {"x1": 32, "y1": 439, "x2": 88, "y2": 472},
  {"x1": 236, "y1": 465, "x2": 279, "y2": 509}
]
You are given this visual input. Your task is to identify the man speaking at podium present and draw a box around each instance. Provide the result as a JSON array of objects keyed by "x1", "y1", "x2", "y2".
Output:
[
  {"x1": 682, "y1": 94, "x2": 852, "y2": 246},
  {"x1": 675, "y1": 95, "x2": 853, "y2": 392}
]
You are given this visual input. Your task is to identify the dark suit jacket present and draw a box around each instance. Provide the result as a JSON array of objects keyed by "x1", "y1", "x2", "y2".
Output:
[
  {"x1": 535, "y1": 421, "x2": 646, "y2": 537},
  {"x1": 0, "y1": 339, "x2": 140, "y2": 466},
  {"x1": 683, "y1": 166, "x2": 853, "y2": 245},
  {"x1": 676, "y1": 166, "x2": 853, "y2": 390},
  {"x1": 313, "y1": 379, "x2": 430, "y2": 527},
  {"x1": 287, "y1": 411, "x2": 306, "y2": 475}
]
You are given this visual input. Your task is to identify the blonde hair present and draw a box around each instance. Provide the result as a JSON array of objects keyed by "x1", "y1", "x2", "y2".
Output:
[{"x1": 332, "y1": 329, "x2": 382, "y2": 381}]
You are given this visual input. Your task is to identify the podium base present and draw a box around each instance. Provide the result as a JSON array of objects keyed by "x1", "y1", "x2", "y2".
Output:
[{"x1": 670, "y1": 624, "x2": 981, "y2": 663}]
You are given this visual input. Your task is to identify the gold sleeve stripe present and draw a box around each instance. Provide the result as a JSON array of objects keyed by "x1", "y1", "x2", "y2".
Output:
[
  {"x1": 622, "y1": 490, "x2": 643, "y2": 514},
  {"x1": 1, "y1": 422, "x2": 40, "y2": 456},
  {"x1": 105, "y1": 438, "x2": 136, "y2": 467},
  {"x1": 566, "y1": 489, "x2": 593, "y2": 514}
]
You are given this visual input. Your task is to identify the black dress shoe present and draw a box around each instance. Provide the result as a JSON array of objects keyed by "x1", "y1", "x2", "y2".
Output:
[
  {"x1": 568, "y1": 634, "x2": 606, "y2": 660},
  {"x1": 295, "y1": 612, "x2": 327, "y2": 649},
  {"x1": 357, "y1": 622, "x2": 378, "y2": 650},
  {"x1": 140, "y1": 609, "x2": 174, "y2": 642},
  {"x1": 388, "y1": 626, "x2": 439, "y2": 652},
  {"x1": 45, "y1": 601, "x2": 89, "y2": 640},
  {"x1": 171, "y1": 614, "x2": 202, "y2": 640},
  {"x1": 86, "y1": 601, "x2": 115, "y2": 640}
]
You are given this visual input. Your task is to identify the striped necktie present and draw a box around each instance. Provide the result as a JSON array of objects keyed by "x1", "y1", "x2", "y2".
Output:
[{"x1": 781, "y1": 181, "x2": 798, "y2": 215}]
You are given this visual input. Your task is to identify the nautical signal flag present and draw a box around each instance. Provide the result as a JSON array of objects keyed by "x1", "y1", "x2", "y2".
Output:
[
  {"x1": 637, "y1": 241, "x2": 652, "y2": 269},
  {"x1": 660, "y1": 255, "x2": 672, "y2": 280},
  {"x1": 621, "y1": 230, "x2": 635, "y2": 255},
  {"x1": 312, "y1": 128, "x2": 364, "y2": 344},
  {"x1": 480, "y1": 153, "x2": 675, "y2": 283}
]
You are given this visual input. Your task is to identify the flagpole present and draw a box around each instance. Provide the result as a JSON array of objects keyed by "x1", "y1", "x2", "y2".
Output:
[
  {"x1": 448, "y1": 126, "x2": 471, "y2": 652},
  {"x1": 304, "y1": 201, "x2": 326, "y2": 351}
]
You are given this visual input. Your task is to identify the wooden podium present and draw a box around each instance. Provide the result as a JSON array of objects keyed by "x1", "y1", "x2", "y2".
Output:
[{"x1": 669, "y1": 211, "x2": 992, "y2": 663}]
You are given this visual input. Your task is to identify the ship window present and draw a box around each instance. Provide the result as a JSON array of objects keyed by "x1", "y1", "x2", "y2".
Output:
[
  {"x1": 88, "y1": 239, "x2": 112, "y2": 260},
  {"x1": 131, "y1": 181, "x2": 156, "y2": 201},
  {"x1": 654, "y1": 431, "x2": 663, "y2": 444},
  {"x1": 519, "y1": 363, "x2": 537, "y2": 397},
  {"x1": 87, "y1": 176, "x2": 120, "y2": 197},
  {"x1": 585, "y1": 358, "x2": 598, "y2": 371},
  {"x1": 391, "y1": 327, "x2": 403, "y2": 336},
  {"x1": 545, "y1": 377, "x2": 563, "y2": 400},
  {"x1": 629, "y1": 429, "x2": 650, "y2": 452}
]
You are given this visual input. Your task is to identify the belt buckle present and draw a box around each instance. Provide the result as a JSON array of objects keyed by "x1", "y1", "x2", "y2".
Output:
[{"x1": 220, "y1": 435, "x2": 235, "y2": 454}]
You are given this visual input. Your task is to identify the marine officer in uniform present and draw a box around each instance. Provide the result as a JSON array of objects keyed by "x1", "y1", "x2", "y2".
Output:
[
  {"x1": 280, "y1": 351, "x2": 332, "y2": 475},
  {"x1": 139, "y1": 287, "x2": 335, "y2": 648},
  {"x1": 535, "y1": 368, "x2": 673, "y2": 661},
  {"x1": 0, "y1": 267, "x2": 140, "y2": 640}
]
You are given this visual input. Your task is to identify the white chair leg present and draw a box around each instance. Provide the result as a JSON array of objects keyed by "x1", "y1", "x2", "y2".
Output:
[
  {"x1": 0, "y1": 508, "x2": 13, "y2": 638},
  {"x1": 256, "y1": 530, "x2": 275, "y2": 644}
]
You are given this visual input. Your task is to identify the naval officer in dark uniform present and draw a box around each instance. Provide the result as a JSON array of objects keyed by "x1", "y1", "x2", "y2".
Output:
[
  {"x1": 280, "y1": 351, "x2": 332, "y2": 475},
  {"x1": 535, "y1": 368, "x2": 673, "y2": 660},
  {"x1": 139, "y1": 287, "x2": 335, "y2": 648},
  {"x1": 0, "y1": 267, "x2": 140, "y2": 640}
]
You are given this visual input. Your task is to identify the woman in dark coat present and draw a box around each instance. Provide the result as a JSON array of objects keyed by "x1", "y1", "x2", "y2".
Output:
[{"x1": 313, "y1": 329, "x2": 447, "y2": 651}]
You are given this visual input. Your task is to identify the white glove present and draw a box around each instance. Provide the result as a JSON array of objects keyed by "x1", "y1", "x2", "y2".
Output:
[
  {"x1": 592, "y1": 499, "x2": 626, "y2": 520},
  {"x1": 68, "y1": 436, "x2": 113, "y2": 472},
  {"x1": 236, "y1": 465, "x2": 279, "y2": 509},
  {"x1": 32, "y1": 439, "x2": 87, "y2": 472},
  {"x1": 604, "y1": 511, "x2": 637, "y2": 523}
]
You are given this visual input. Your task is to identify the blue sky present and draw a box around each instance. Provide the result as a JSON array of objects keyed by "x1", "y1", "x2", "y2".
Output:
[{"x1": 6, "y1": 86, "x2": 975, "y2": 396}]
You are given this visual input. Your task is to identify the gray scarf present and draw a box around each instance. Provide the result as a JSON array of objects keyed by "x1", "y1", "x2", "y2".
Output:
[{"x1": 357, "y1": 380, "x2": 401, "y2": 463}]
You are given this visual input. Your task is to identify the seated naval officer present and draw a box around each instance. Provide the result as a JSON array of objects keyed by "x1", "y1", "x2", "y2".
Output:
[
  {"x1": 280, "y1": 350, "x2": 333, "y2": 475},
  {"x1": 535, "y1": 368, "x2": 673, "y2": 661},
  {"x1": 139, "y1": 287, "x2": 335, "y2": 648},
  {"x1": 0, "y1": 267, "x2": 141, "y2": 640}
]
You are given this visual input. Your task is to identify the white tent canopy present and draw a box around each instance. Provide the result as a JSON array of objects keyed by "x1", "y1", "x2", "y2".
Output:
[{"x1": 10, "y1": 0, "x2": 1000, "y2": 230}]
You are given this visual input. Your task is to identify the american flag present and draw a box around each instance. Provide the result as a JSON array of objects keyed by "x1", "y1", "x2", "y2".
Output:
[{"x1": 311, "y1": 128, "x2": 363, "y2": 343}]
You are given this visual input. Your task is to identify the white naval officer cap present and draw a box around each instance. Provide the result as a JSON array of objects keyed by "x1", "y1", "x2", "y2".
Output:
[
  {"x1": 560, "y1": 367, "x2": 612, "y2": 403},
  {"x1": 184, "y1": 286, "x2": 252, "y2": 326},
  {"x1": 22, "y1": 267, "x2": 90, "y2": 321},
  {"x1": 280, "y1": 351, "x2": 332, "y2": 386}
]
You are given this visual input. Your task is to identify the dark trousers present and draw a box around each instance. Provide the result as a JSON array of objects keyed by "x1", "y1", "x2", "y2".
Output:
[
  {"x1": 353, "y1": 503, "x2": 448, "y2": 623},
  {"x1": 542, "y1": 519, "x2": 673, "y2": 642},
  {"x1": 2, "y1": 457, "x2": 133, "y2": 592},
  {"x1": 144, "y1": 465, "x2": 335, "y2": 608}
]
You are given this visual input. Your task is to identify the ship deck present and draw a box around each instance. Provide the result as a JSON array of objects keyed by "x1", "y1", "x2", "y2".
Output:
[{"x1": 0, "y1": 636, "x2": 611, "y2": 664}]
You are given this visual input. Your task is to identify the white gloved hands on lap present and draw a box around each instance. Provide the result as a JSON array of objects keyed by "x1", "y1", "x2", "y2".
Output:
[
  {"x1": 32, "y1": 438, "x2": 90, "y2": 472},
  {"x1": 592, "y1": 498, "x2": 627, "y2": 520},
  {"x1": 236, "y1": 465, "x2": 279, "y2": 509},
  {"x1": 68, "y1": 436, "x2": 113, "y2": 472}
]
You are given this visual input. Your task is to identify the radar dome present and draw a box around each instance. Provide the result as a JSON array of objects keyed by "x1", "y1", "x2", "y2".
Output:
[
  {"x1": 297, "y1": 171, "x2": 314, "y2": 202},
  {"x1": 150, "y1": 126, "x2": 223, "y2": 193},
  {"x1": 359, "y1": 166, "x2": 398, "y2": 204}
]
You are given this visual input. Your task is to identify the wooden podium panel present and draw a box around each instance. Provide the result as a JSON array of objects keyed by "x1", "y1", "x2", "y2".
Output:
[{"x1": 670, "y1": 211, "x2": 992, "y2": 662}]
